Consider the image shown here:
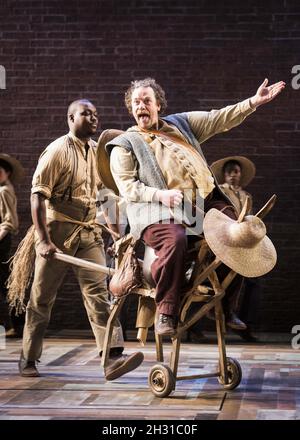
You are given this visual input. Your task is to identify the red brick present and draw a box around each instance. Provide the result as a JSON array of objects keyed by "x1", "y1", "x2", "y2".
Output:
[{"x1": 0, "y1": 0, "x2": 298, "y2": 333}]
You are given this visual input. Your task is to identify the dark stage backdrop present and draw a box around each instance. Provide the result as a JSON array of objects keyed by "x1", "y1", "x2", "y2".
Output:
[{"x1": 0, "y1": 0, "x2": 299, "y2": 333}]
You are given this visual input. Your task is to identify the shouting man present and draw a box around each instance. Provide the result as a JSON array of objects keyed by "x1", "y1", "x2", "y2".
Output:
[{"x1": 106, "y1": 77, "x2": 284, "y2": 336}]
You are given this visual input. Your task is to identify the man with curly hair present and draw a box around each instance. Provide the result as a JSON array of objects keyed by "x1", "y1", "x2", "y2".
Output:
[{"x1": 106, "y1": 77, "x2": 285, "y2": 336}]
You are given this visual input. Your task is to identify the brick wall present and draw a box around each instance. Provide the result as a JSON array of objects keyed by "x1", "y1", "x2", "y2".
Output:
[{"x1": 0, "y1": 0, "x2": 299, "y2": 332}]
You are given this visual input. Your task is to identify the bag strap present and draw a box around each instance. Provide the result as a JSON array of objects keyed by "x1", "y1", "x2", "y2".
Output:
[{"x1": 141, "y1": 128, "x2": 197, "y2": 154}]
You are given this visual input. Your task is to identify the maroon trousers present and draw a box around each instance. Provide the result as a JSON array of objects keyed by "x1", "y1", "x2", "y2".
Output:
[
  {"x1": 143, "y1": 222, "x2": 187, "y2": 316},
  {"x1": 142, "y1": 189, "x2": 242, "y2": 317}
]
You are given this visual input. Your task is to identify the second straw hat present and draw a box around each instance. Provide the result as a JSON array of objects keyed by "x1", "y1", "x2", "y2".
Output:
[
  {"x1": 0, "y1": 153, "x2": 25, "y2": 184},
  {"x1": 210, "y1": 156, "x2": 256, "y2": 187},
  {"x1": 203, "y1": 208, "x2": 277, "y2": 277},
  {"x1": 97, "y1": 129, "x2": 124, "y2": 195}
]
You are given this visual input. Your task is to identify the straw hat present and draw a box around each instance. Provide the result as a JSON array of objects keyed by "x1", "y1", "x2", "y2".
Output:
[
  {"x1": 203, "y1": 208, "x2": 277, "y2": 277},
  {"x1": 0, "y1": 153, "x2": 25, "y2": 184},
  {"x1": 96, "y1": 129, "x2": 124, "y2": 195},
  {"x1": 210, "y1": 156, "x2": 256, "y2": 187}
]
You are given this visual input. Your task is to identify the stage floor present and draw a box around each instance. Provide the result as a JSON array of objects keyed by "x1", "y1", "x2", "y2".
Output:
[{"x1": 0, "y1": 334, "x2": 299, "y2": 420}]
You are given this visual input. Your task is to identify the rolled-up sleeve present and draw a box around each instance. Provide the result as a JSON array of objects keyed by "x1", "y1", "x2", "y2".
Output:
[
  {"x1": 187, "y1": 98, "x2": 256, "y2": 144},
  {"x1": 31, "y1": 145, "x2": 65, "y2": 199},
  {"x1": 0, "y1": 187, "x2": 18, "y2": 234},
  {"x1": 110, "y1": 147, "x2": 158, "y2": 202}
]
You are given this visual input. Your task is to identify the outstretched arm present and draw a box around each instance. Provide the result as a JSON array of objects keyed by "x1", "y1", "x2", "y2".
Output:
[
  {"x1": 188, "y1": 78, "x2": 285, "y2": 143},
  {"x1": 250, "y1": 78, "x2": 285, "y2": 109}
]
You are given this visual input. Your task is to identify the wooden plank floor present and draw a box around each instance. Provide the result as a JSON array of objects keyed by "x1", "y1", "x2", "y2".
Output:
[{"x1": 0, "y1": 334, "x2": 299, "y2": 420}]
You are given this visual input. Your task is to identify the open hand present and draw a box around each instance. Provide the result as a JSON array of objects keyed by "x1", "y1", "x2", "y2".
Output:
[{"x1": 250, "y1": 78, "x2": 285, "y2": 108}]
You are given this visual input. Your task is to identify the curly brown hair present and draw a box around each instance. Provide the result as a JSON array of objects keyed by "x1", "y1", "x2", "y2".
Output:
[{"x1": 125, "y1": 77, "x2": 167, "y2": 114}]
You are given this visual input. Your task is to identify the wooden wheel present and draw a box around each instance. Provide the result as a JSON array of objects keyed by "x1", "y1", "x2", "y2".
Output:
[
  {"x1": 218, "y1": 357, "x2": 242, "y2": 390},
  {"x1": 148, "y1": 364, "x2": 175, "y2": 398}
]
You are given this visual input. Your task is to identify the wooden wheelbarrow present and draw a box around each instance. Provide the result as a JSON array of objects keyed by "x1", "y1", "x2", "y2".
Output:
[{"x1": 53, "y1": 195, "x2": 277, "y2": 398}]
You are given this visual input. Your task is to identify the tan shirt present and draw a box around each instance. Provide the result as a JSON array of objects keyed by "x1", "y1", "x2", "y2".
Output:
[
  {"x1": 111, "y1": 98, "x2": 255, "y2": 202},
  {"x1": 219, "y1": 183, "x2": 253, "y2": 215},
  {"x1": 32, "y1": 131, "x2": 102, "y2": 209},
  {"x1": 0, "y1": 181, "x2": 19, "y2": 235}
]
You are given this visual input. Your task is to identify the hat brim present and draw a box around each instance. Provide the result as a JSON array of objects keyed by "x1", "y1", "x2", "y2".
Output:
[
  {"x1": 0, "y1": 153, "x2": 25, "y2": 184},
  {"x1": 97, "y1": 129, "x2": 124, "y2": 195},
  {"x1": 203, "y1": 208, "x2": 277, "y2": 277},
  {"x1": 210, "y1": 156, "x2": 256, "y2": 187}
]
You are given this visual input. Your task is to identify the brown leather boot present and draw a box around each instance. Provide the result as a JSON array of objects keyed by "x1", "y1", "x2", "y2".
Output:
[
  {"x1": 155, "y1": 314, "x2": 176, "y2": 336},
  {"x1": 226, "y1": 312, "x2": 247, "y2": 330},
  {"x1": 104, "y1": 352, "x2": 144, "y2": 381},
  {"x1": 6, "y1": 327, "x2": 23, "y2": 338},
  {"x1": 18, "y1": 354, "x2": 40, "y2": 377}
]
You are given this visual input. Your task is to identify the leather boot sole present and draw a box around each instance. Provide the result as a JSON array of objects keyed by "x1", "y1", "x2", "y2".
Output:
[
  {"x1": 155, "y1": 327, "x2": 176, "y2": 337},
  {"x1": 18, "y1": 356, "x2": 40, "y2": 377},
  {"x1": 227, "y1": 321, "x2": 247, "y2": 330},
  {"x1": 20, "y1": 369, "x2": 40, "y2": 377}
]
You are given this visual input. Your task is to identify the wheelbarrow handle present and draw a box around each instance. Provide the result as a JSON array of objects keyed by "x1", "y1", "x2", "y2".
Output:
[
  {"x1": 53, "y1": 252, "x2": 115, "y2": 275},
  {"x1": 255, "y1": 194, "x2": 277, "y2": 220}
]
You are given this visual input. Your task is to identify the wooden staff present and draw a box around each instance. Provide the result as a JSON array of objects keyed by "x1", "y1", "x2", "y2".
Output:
[{"x1": 53, "y1": 252, "x2": 115, "y2": 275}]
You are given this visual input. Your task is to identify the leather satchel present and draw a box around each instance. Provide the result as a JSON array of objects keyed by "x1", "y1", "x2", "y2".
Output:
[{"x1": 109, "y1": 241, "x2": 142, "y2": 298}]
